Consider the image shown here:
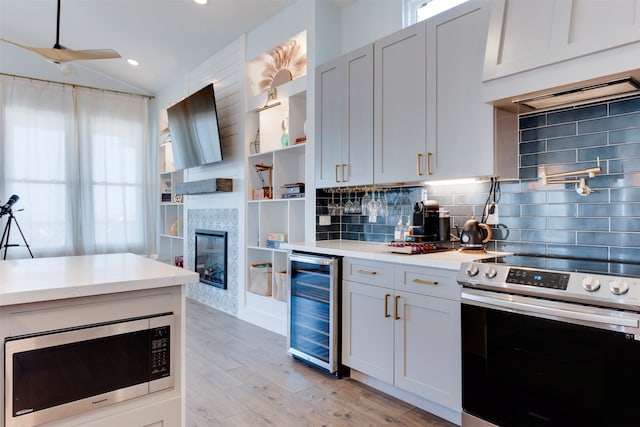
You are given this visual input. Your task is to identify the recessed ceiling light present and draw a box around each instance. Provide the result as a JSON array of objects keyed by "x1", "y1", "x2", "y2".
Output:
[
  {"x1": 194, "y1": 0, "x2": 207, "y2": 4},
  {"x1": 127, "y1": 58, "x2": 139, "y2": 66}
]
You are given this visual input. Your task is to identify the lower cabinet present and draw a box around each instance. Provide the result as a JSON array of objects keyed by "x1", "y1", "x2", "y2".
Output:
[
  {"x1": 342, "y1": 280, "x2": 394, "y2": 382},
  {"x1": 341, "y1": 258, "x2": 461, "y2": 412},
  {"x1": 394, "y1": 290, "x2": 460, "y2": 409}
]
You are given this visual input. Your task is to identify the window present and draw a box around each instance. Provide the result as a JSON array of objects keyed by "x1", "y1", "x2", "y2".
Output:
[
  {"x1": 404, "y1": 0, "x2": 470, "y2": 26},
  {"x1": 0, "y1": 79, "x2": 152, "y2": 258}
]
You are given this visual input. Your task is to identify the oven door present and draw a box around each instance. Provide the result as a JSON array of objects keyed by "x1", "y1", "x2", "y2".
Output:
[{"x1": 461, "y1": 288, "x2": 640, "y2": 427}]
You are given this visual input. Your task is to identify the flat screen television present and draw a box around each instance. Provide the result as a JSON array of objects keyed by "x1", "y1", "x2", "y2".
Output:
[{"x1": 166, "y1": 83, "x2": 223, "y2": 170}]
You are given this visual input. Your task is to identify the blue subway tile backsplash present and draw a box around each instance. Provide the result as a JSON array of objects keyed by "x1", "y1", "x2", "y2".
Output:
[
  {"x1": 547, "y1": 104, "x2": 607, "y2": 124},
  {"x1": 315, "y1": 94, "x2": 640, "y2": 261}
]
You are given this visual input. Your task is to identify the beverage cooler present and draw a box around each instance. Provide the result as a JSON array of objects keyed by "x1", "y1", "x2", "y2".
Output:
[{"x1": 287, "y1": 252, "x2": 347, "y2": 377}]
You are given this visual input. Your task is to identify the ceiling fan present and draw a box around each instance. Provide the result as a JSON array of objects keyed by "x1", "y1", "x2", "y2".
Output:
[{"x1": 0, "y1": 0, "x2": 120, "y2": 64}]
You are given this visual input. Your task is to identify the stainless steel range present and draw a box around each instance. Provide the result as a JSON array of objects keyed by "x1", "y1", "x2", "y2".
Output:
[{"x1": 457, "y1": 255, "x2": 640, "y2": 427}]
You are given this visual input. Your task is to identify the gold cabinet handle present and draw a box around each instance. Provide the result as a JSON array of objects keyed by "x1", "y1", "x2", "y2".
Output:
[
  {"x1": 335, "y1": 164, "x2": 340, "y2": 182},
  {"x1": 357, "y1": 269, "x2": 378, "y2": 275},
  {"x1": 412, "y1": 278, "x2": 438, "y2": 285},
  {"x1": 384, "y1": 293, "x2": 391, "y2": 318},
  {"x1": 417, "y1": 153, "x2": 423, "y2": 176},
  {"x1": 394, "y1": 295, "x2": 401, "y2": 320},
  {"x1": 341, "y1": 164, "x2": 347, "y2": 182},
  {"x1": 427, "y1": 152, "x2": 433, "y2": 175}
]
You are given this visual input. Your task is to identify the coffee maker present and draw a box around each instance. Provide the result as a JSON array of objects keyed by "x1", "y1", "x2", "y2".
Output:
[
  {"x1": 410, "y1": 200, "x2": 451, "y2": 242},
  {"x1": 412, "y1": 200, "x2": 440, "y2": 241}
]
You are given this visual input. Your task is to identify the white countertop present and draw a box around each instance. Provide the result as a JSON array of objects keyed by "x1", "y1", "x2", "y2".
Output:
[
  {"x1": 0, "y1": 253, "x2": 199, "y2": 307},
  {"x1": 282, "y1": 240, "x2": 504, "y2": 270}
]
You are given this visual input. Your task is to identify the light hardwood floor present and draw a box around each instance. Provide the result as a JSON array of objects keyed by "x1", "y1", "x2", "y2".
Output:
[{"x1": 185, "y1": 298, "x2": 457, "y2": 427}]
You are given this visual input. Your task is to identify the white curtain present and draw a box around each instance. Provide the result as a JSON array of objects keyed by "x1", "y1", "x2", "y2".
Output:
[{"x1": 0, "y1": 77, "x2": 154, "y2": 259}]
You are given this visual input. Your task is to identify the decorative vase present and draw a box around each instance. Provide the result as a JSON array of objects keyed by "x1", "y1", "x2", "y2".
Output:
[{"x1": 281, "y1": 118, "x2": 289, "y2": 147}]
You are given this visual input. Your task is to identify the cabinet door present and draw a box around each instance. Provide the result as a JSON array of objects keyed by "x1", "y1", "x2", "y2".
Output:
[
  {"x1": 426, "y1": 1, "x2": 493, "y2": 179},
  {"x1": 374, "y1": 22, "x2": 427, "y2": 185},
  {"x1": 316, "y1": 58, "x2": 343, "y2": 188},
  {"x1": 394, "y1": 291, "x2": 461, "y2": 411},
  {"x1": 342, "y1": 44, "x2": 374, "y2": 187},
  {"x1": 342, "y1": 280, "x2": 394, "y2": 383}
]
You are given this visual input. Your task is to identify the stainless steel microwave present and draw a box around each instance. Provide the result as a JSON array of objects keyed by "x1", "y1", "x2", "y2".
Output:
[{"x1": 4, "y1": 313, "x2": 175, "y2": 427}]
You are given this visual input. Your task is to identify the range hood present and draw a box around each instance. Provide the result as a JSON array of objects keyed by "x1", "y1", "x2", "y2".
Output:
[{"x1": 511, "y1": 76, "x2": 640, "y2": 111}]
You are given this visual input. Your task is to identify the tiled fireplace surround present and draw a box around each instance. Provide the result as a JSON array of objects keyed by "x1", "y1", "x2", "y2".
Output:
[
  {"x1": 187, "y1": 209, "x2": 239, "y2": 315},
  {"x1": 316, "y1": 94, "x2": 640, "y2": 262}
]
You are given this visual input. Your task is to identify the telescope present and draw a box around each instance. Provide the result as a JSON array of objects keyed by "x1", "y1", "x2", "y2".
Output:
[
  {"x1": 0, "y1": 194, "x2": 19, "y2": 217},
  {"x1": 0, "y1": 194, "x2": 33, "y2": 259}
]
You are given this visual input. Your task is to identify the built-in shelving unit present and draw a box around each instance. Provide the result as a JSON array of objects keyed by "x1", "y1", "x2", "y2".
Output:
[
  {"x1": 245, "y1": 77, "x2": 307, "y2": 309},
  {"x1": 159, "y1": 170, "x2": 184, "y2": 265}
]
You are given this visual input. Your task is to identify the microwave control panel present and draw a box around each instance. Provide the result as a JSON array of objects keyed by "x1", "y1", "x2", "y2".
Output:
[{"x1": 150, "y1": 325, "x2": 170, "y2": 378}]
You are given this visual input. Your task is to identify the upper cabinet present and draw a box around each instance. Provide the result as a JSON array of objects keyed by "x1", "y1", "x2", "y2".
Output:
[
  {"x1": 315, "y1": 1, "x2": 519, "y2": 187},
  {"x1": 316, "y1": 44, "x2": 374, "y2": 188},
  {"x1": 373, "y1": 23, "x2": 427, "y2": 185},
  {"x1": 373, "y1": 1, "x2": 516, "y2": 184},
  {"x1": 427, "y1": 1, "x2": 515, "y2": 179},
  {"x1": 484, "y1": 0, "x2": 640, "y2": 81}
]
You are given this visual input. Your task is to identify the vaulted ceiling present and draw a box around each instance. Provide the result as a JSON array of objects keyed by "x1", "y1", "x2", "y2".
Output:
[{"x1": 0, "y1": 0, "x2": 299, "y2": 94}]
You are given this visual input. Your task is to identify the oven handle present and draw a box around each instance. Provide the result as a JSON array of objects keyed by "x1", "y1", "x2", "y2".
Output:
[{"x1": 462, "y1": 291, "x2": 640, "y2": 328}]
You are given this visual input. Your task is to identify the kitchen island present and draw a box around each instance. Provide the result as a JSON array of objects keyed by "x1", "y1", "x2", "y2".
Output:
[{"x1": 0, "y1": 253, "x2": 198, "y2": 427}]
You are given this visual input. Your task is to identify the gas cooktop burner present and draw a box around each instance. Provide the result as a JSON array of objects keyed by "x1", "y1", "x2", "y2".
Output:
[{"x1": 457, "y1": 254, "x2": 640, "y2": 311}]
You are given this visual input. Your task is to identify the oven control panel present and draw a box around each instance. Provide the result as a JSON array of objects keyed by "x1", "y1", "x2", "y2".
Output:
[
  {"x1": 457, "y1": 259, "x2": 640, "y2": 310},
  {"x1": 506, "y1": 268, "x2": 570, "y2": 290}
]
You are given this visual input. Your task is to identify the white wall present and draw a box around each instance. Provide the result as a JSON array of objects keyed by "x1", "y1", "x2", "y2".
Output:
[
  {"x1": 154, "y1": 36, "x2": 246, "y2": 317},
  {"x1": 153, "y1": 0, "x2": 405, "y2": 326},
  {"x1": 340, "y1": 0, "x2": 403, "y2": 55},
  {"x1": 154, "y1": 0, "x2": 322, "y2": 326}
]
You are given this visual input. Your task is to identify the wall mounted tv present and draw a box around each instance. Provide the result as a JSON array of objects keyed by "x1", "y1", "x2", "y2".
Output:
[{"x1": 167, "y1": 83, "x2": 223, "y2": 171}]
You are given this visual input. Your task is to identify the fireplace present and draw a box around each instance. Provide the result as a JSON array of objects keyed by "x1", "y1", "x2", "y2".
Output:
[{"x1": 195, "y1": 229, "x2": 227, "y2": 289}]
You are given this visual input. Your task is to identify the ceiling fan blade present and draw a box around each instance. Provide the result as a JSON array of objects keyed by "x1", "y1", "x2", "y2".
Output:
[
  {"x1": 53, "y1": 48, "x2": 121, "y2": 61},
  {"x1": 1, "y1": 39, "x2": 120, "y2": 62}
]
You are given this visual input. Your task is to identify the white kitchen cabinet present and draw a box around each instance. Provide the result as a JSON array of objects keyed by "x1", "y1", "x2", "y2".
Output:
[
  {"x1": 316, "y1": 44, "x2": 373, "y2": 188},
  {"x1": 342, "y1": 279, "x2": 394, "y2": 383},
  {"x1": 341, "y1": 258, "x2": 461, "y2": 412},
  {"x1": 484, "y1": 0, "x2": 640, "y2": 81},
  {"x1": 426, "y1": 1, "x2": 513, "y2": 179},
  {"x1": 394, "y1": 290, "x2": 461, "y2": 410},
  {"x1": 373, "y1": 22, "x2": 427, "y2": 184}
]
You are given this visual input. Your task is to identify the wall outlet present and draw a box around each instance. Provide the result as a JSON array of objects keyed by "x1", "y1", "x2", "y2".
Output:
[
  {"x1": 319, "y1": 215, "x2": 331, "y2": 226},
  {"x1": 485, "y1": 204, "x2": 499, "y2": 225}
]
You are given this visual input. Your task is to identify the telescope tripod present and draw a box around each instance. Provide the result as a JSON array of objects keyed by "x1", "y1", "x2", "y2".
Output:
[{"x1": 0, "y1": 210, "x2": 33, "y2": 260}]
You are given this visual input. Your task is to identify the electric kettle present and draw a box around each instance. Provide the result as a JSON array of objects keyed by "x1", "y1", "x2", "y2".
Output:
[{"x1": 459, "y1": 217, "x2": 492, "y2": 249}]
